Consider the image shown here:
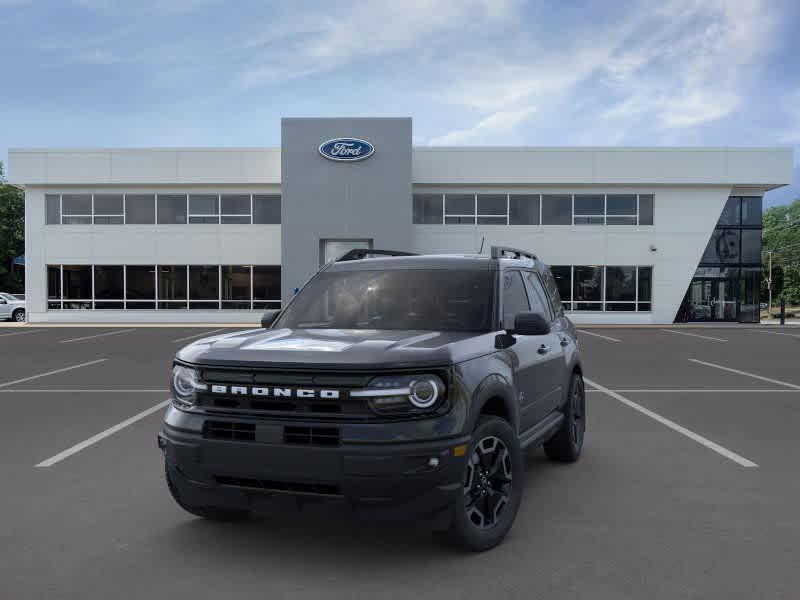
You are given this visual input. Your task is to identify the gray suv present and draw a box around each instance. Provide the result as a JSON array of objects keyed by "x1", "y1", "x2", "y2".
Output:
[{"x1": 160, "y1": 246, "x2": 585, "y2": 551}]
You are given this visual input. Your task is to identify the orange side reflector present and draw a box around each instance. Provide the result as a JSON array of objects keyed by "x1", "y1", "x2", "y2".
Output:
[{"x1": 453, "y1": 444, "x2": 468, "y2": 457}]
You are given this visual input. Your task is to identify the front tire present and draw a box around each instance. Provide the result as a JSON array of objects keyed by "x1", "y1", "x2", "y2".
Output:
[
  {"x1": 12, "y1": 309, "x2": 25, "y2": 322},
  {"x1": 446, "y1": 415, "x2": 524, "y2": 552},
  {"x1": 543, "y1": 371, "x2": 586, "y2": 462},
  {"x1": 165, "y1": 463, "x2": 250, "y2": 521}
]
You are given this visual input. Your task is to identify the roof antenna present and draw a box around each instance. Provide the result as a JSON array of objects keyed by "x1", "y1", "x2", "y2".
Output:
[{"x1": 478, "y1": 236, "x2": 485, "y2": 255}]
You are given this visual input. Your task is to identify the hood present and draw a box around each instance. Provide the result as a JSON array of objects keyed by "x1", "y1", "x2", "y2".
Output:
[{"x1": 176, "y1": 327, "x2": 496, "y2": 370}]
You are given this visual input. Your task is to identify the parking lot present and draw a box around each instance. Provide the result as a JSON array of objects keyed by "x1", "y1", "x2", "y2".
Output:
[{"x1": 1, "y1": 324, "x2": 798, "y2": 599}]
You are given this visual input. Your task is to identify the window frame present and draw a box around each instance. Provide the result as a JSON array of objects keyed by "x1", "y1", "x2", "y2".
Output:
[{"x1": 547, "y1": 264, "x2": 653, "y2": 312}]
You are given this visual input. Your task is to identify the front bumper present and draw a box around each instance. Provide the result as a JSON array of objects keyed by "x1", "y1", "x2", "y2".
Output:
[{"x1": 160, "y1": 406, "x2": 470, "y2": 522}]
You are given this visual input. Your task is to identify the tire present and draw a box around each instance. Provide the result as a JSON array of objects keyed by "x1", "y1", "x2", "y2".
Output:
[
  {"x1": 165, "y1": 463, "x2": 250, "y2": 521},
  {"x1": 446, "y1": 415, "x2": 524, "y2": 552},
  {"x1": 543, "y1": 371, "x2": 586, "y2": 462},
  {"x1": 12, "y1": 309, "x2": 25, "y2": 323}
]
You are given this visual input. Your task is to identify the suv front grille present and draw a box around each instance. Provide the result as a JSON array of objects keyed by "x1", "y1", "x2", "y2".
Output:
[
  {"x1": 283, "y1": 426, "x2": 340, "y2": 447},
  {"x1": 204, "y1": 421, "x2": 256, "y2": 441}
]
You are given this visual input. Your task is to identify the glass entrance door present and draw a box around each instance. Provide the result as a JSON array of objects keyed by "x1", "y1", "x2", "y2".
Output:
[{"x1": 684, "y1": 277, "x2": 738, "y2": 321}]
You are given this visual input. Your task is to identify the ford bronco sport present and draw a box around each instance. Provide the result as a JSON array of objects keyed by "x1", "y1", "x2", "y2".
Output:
[{"x1": 160, "y1": 246, "x2": 585, "y2": 551}]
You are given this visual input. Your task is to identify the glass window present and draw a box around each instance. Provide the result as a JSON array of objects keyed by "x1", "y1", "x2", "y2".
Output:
[
  {"x1": 253, "y1": 194, "x2": 281, "y2": 224},
  {"x1": 253, "y1": 266, "x2": 281, "y2": 309},
  {"x1": 125, "y1": 194, "x2": 155, "y2": 224},
  {"x1": 62, "y1": 265, "x2": 92, "y2": 299},
  {"x1": 221, "y1": 194, "x2": 251, "y2": 224},
  {"x1": 126, "y1": 266, "x2": 156, "y2": 300},
  {"x1": 93, "y1": 194, "x2": 124, "y2": 224},
  {"x1": 606, "y1": 195, "x2": 636, "y2": 215},
  {"x1": 549, "y1": 266, "x2": 571, "y2": 311},
  {"x1": 189, "y1": 194, "x2": 219, "y2": 224},
  {"x1": 222, "y1": 265, "x2": 251, "y2": 309},
  {"x1": 523, "y1": 272, "x2": 552, "y2": 320},
  {"x1": 637, "y1": 267, "x2": 652, "y2": 303},
  {"x1": 321, "y1": 240, "x2": 372, "y2": 265},
  {"x1": 573, "y1": 195, "x2": 604, "y2": 224},
  {"x1": 739, "y1": 267, "x2": 760, "y2": 323},
  {"x1": 189, "y1": 265, "x2": 219, "y2": 308},
  {"x1": 638, "y1": 194, "x2": 654, "y2": 225},
  {"x1": 477, "y1": 194, "x2": 507, "y2": 224},
  {"x1": 740, "y1": 229, "x2": 761, "y2": 263},
  {"x1": 702, "y1": 229, "x2": 741, "y2": 263},
  {"x1": 62, "y1": 194, "x2": 92, "y2": 224},
  {"x1": 741, "y1": 197, "x2": 762, "y2": 226},
  {"x1": 541, "y1": 195, "x2": 571, "y2": 225},
  {"x1": 502, "y1": 271, "x2": 530, "y2": 329},
  {"x1": 276, "y1": 269, "x2": 494, "y2": 332},
  {"x1": 717, "y1": 197, "x2": 740, "y2": 226},
  {"x1": 157, "y1": 194, "x2": 187, "y2": 224},
  {"x1": 46, "y1": 194, "x2": 61, "y2": 224},
  {"x1": 413, "y1": 194, "x2": 443, "y2": 224},
  {"x1": 509, "y1": 194, "x2": 540, "y2": 225},
  {"x1": 47, "y1": 266, "x2": 61, "y2": 301},
  {"x1": 573, "y1": 266, "x2": 602, "y2": 310},
  {"x1": 93, "y1": 266, "x2": 123, "y2": 299},
  {"x1": 445, "y1": 194, "x2": 475, "y2": 224},
  {"x1": 605, "y1": 266, "x2": 635, "y2": 302},
  {"x1": 158, "y1": 265, "x2": 187, "y2": 309}
]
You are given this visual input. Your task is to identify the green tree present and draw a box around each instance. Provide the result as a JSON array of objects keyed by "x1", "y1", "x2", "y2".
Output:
[
  {"x1": 0, "y1": 161, "x2": 25, "y2": 293},
  {"x1": 762, "y1": 197, "x2": 800, "y2": 306}
]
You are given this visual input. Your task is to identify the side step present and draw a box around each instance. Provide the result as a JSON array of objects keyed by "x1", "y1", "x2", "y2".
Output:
[{"x1": 519, "y1": 412, "x2": 564, "y2": 450}]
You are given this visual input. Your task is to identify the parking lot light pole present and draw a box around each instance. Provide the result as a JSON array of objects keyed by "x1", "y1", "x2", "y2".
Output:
[{"x1": 767, "y1": 250, "x2": 773, "y2": 319}]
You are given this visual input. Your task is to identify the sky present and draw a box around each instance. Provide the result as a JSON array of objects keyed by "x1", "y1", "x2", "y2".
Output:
[{"x1": 1, "y1": 0, "x2": 798, "y2": 207}]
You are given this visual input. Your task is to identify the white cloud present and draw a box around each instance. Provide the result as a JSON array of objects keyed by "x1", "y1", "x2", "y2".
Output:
[{"x1": 429, "y1": 107, "x2": 536, "y2": 145}]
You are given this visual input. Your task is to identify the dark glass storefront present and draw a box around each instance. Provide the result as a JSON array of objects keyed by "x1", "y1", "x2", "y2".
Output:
[{"x1": 676, "y1": 197, "x2": 762, "y2": 323}]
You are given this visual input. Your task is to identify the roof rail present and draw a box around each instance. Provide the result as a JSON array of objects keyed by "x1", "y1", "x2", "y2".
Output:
[
  {"x1": 336, "y1": 248, "x2": 418, "y2": 262},
  {"x1": 490, "y1": 245, "x2": 538, "y2": 261}
]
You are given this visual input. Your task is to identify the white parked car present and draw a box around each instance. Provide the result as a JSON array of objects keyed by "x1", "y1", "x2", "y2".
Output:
[{"x1": 0, "y1": 293, "x2": 26, "y2": 322}]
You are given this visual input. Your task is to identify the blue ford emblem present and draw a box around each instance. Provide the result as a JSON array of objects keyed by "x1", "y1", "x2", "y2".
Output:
[{"x1": 318, "y1": 138, "x2": 375, "y2": 162}]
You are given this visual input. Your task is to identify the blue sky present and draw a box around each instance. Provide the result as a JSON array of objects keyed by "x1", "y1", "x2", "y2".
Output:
[{"x1": 1, "y1": 0, "x2": 798, "y2": 207}]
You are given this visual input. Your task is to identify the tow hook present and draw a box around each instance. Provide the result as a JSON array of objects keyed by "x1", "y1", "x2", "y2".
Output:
[{"x1": 157, "y1": 433, "x2": 167, "y2": 452}]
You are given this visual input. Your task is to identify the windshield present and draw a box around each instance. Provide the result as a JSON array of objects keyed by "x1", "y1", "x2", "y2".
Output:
[{"x1": 276, "y1": 269, "x2": 495, "y2": 332}]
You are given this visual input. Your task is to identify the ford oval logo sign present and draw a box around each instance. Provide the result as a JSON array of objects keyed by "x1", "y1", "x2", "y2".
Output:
[{"x1": 318, "y1": 138, "x2": 375, "y2": 162}]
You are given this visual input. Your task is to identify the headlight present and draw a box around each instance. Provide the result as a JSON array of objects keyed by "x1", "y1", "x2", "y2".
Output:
[
  {"x1": 352, "y1": 374, "x2": 446, "y2": 416},
  {"x1": 171, "y1": 365, "x2": 206, "y2": 409}
]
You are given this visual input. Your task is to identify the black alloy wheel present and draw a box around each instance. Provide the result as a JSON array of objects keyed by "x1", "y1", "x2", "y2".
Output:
[{"x1": 464, "y1": 435, "x2": 513, "y2": 529}]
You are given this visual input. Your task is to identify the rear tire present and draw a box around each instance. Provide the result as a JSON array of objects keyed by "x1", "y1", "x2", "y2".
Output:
[
  {"x1": 12, "y1": 309, "x2": 25, "y2": 322},
  {"x1": 445, "y1": 415, "x2": 523, "y2": 552},
  {"x1": 543, "y1": 372, "x2": 585, "y2": 462},
  {"x1": 165, "y1": 463, "x2": 250, "y2": 521}
]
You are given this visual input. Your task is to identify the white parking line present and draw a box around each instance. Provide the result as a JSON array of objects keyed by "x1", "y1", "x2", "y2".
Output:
[
  {"x1": 747, "y1": 329, "x2": 800, "y2": 338},
  {"x1": 660, "y1": 329, "x2": 727, "y2": 342},
  {"x1": 584, "y1": 377, "x2": 758, "y2": 468},
  {"x1": 35, "y1": 399, "x2": 170, "y2": 468},
  {"x1": 60, "y1": 329, "x2": 136, "y2": 343},
  {"x1": 171, "y1": 328, "x2": 228, "y2": 343},
  {"x1": 689, "y1": 358, "x2": 800, "y2": 390},
  {"x1": 0, "y1": 359, "x2": 107, "y2": 389},
  {"x1": 0, "y1": 329, "x2": 44, "y2": 338},
  {"x1": 0, "y1": 389, "x2": 168, "y2": 393},
  {"x1": 585, "y1": 388, "x2": 800, "y2": 393},
  {"x1": 579, "y1": 330, "x2": 622, "y2": 343}
]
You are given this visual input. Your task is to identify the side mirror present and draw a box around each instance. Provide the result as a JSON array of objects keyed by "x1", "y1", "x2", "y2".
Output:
[
  {"x1": 260, "y1": 309, "x2": 281, "y2": 329},
  {"x1": 511, "y1": 312, "x2": 550, "y2": 336}
]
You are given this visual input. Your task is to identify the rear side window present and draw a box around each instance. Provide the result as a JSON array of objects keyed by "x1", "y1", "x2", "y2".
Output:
[
  {"x1": 502, "y1": 271, "x2": 530, "y2": 329},
  {"x1": 523, "y1": 271, "x2": 553, "y2": 321},
  {"x1": 540, "y1": 268, "x2": 564, "y2": 317}
]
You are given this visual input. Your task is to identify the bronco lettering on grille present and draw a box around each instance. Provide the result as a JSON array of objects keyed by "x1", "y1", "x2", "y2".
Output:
[{"x1": 209, "y1": 385, "x2": 340, "y2": 399}]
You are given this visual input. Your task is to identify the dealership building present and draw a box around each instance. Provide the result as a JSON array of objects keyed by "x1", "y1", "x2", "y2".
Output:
[{"x1": 8, "y1": 117, "x2": 794, "y2": 324}]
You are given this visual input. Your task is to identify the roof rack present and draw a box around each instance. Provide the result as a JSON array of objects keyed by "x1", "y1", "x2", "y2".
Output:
[
  {"x1": 490, "y1": 245, "x2": 538, "y2": 261},
  {"x1": 336, "y1": 248, "x2": 418, "y2": 262}
]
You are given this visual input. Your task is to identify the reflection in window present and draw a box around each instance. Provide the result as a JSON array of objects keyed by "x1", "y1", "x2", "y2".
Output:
[
  {"x1": 93, "y1": 194, "x2": 124, "y2": 224},
  {"x1": 605, "y1": 266, "x2": 635, "y2": 303},
  {"x1": 157, "y1": 194, "x2": 187, "y2": 224},
  {"x1": 739, "y1": 267, "x2": 760, "y2": 323},
  {"x1": 189, "y1": 194, "x2": 219, "y2": 224},
  {"x1": 444, "y1": 194, "x2": 475, "y2": 224},
  {"x1": 740, "y1": 230, "x2": 761, "y2": 263},
  {"x1": 221, "y1": 194, "x2": 251, "y2": 224},
  {"x1": 189, "y1": 265, "x2": 219, "y2": 308},
  {"x1": 125, "y1": 194, "x2": 156, "y2": 224},
  {"x1": 509, "y1": 194, "x2": 540, "y2": 225},
  {"x1": 702, "y1": 229, "x2": 741, "y2": 263},
  {"x1": 541, "y1": 195, "x2": 572, "y2": 225},
  {"x1": 573, "y1": 266, "x2": 602, "y2": 310},
  {"x1": 550, "y1": 266, "x2": 572, "y2": 311},
  {"x1": 62, "y1": 194, "x2": 92, "y2": 224},
  {"x1": 62, "y1": 265, "x2": 92, "y2": 309},
  {"x1": 413, "y1": 194, "x2": 443, "y2": 224},
  {"x1": 222, "y1": 266, "x2": 251, "y2": 309},
  {"x1": 741, "y1": 196, "x2": 762, "y2": 226},
  {"x1": 477, "y1": 194, "x2": 507, "y2": 224},
  {"x1": 637, "y1": 194, "x2": 654, "y2": 225},
  {"x1": 158, "y1": 265, "x2": 187, "y2": 309},
  {"x1": 573, "y1": 195, "x2": 604, "y2": 224},
  {"x1": 47, "y1": 265, "x2": 62, "y2": 309},
  {"x1": 717, "y1": 197, "x2": 741, "y2": 226},
  {"x1": 253, "y1": 266, "x2": 281, "y2": 309},
  {"x1": 253, "y1": 194, "x2": 281, "y2": 224},
  {"x1": 93, "y1": 266, "x2": 123, "y2": 302},
  {"x1": 46, "y1": 194, "x2": 61, "y2": 225}
]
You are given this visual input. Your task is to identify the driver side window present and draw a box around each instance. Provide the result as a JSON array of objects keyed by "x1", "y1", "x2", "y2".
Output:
[{"x1": 502, "y1": 271, "x2": 530, "y2": 329}]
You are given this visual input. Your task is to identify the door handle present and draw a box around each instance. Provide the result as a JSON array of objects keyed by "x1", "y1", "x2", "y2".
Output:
[
  {"x1": 560, "y1": 337, "x2": 569, "y2": 347},
  {"x1": 537, "y1": 344, "x2": 550, "y2": 355}
]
